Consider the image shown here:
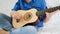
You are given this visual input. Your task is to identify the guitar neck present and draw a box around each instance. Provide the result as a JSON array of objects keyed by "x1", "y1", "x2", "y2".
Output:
[{"x1": 36, "y1": 6, "x2": 60, "y2": 17}]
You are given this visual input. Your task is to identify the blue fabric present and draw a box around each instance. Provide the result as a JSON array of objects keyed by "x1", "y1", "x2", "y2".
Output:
[
  {"x1": 12, "y1": 0, "x2": 46, "y2": 11},
  {"x1": 10, "y1": 26, "x2": 37, "y2": 34},
  {"x1": 36, "y1": 21, "x2": 43, "y2": 28},
  {"x1": 0, "y1": 13, "x2": 12, "y2": 31},
  {"x1": 12, "y1": 0, "x2": 47, "y2": 28}
]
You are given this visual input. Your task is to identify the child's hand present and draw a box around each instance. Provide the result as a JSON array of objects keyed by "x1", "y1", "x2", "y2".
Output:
[
  {"x1": 10, "y1": 11, "x2": 22, "y2": 20},
  {"x1": 44, "y1": 10, "x2": 59, "y2": 22}
]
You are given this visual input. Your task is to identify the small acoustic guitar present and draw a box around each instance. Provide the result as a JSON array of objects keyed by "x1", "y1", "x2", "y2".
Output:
[{"x1": 12, "y1": 6, "x2": 60, "y2": 28}]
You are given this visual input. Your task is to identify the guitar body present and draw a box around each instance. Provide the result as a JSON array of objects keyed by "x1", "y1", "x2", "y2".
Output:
[{"x1": 12, "y1": 9, "x2": 38, "y2": 28}]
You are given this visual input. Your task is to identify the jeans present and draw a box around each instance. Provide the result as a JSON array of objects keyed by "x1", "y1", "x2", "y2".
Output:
[{"x1": 0, "y1": 13, "x2": 37, "y2": 34}]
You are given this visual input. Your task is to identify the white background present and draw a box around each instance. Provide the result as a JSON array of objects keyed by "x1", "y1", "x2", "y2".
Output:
[{"x1": 0, "y1": 0, "x2": 60, "y2": 34}]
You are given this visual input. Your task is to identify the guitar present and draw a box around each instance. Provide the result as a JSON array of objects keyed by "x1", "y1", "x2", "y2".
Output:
[{"x1": 12, "y1": 6, "x2": 60, "y2": 28}]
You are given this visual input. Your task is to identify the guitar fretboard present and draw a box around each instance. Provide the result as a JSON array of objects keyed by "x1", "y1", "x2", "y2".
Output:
[{"x1": 36, "y1": 6, "x2": 60, "y2": 17}]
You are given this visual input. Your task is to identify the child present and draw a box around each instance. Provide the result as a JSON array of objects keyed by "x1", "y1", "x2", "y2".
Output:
[{"x1": 0, "y1": 0, "x2": 47, "y2": 34}]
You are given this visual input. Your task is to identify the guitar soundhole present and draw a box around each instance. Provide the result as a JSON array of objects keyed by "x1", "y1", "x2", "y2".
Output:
[
  {"x1": 16, "y1": 19, "x2": 20, "y2": 22},
  {"x1": 24, "y1": 12, "x2": 32, "y2": 21}
]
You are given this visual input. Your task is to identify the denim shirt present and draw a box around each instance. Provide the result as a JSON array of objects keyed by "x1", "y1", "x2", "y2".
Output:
[{"x1": 12, "y1": 0, "x2": 47, "y2": 28}]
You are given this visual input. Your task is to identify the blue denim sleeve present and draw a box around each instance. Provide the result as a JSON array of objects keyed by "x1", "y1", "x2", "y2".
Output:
[
  {"x1": 40, "y1": 0, "x2": 47, "y2": 10},
  {"x1": 36, "y1": 21, "x2": 43, "y2": 29},
  {"x1": 36, "y1": 0, "x2": 47, "y2": 28},
  {"x1": 12, "y1": 0, "x2": 20, "y2": 11},
  {"x1": 36, "y1": 0, "x2": 47, "y2": 11}
]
